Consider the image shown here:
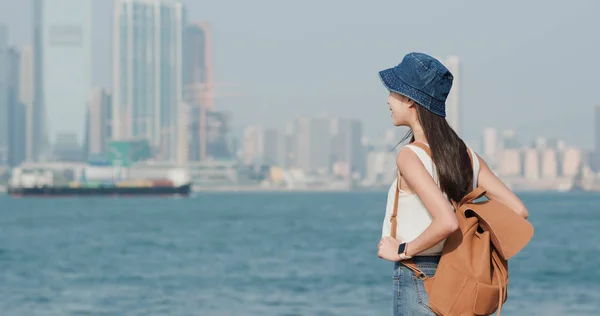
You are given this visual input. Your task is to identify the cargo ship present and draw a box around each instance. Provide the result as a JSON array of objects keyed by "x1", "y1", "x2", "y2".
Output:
[
  {"x1": 7, "y1": 180, "x2": 191, "y2": 197},
  {"x1": 7, "y1": 164, "x2": 192, "y2": 197}
]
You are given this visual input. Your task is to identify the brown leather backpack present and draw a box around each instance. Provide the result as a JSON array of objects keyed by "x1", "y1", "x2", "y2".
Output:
[{"x1": 391, "y1": 143, "x2": 534, "y2": 316}]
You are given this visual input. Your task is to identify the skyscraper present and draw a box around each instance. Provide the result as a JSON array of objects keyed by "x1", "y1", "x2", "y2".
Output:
[
  {"x1": 184, "y1": 22, "x2": 213, "y2": 109},
  {"x1": 7, "y1": 48, "x2": 27, "y2": 167},
  {"x1": 240, "y1": 126, "x2": 284, "y2": 167},
  {"x1": 185, "y1": 22, "x2": 214, "y2": 161},
  {"x1": 53, "y1": 132, "x2": 83, "y2": 162},
  {"x1": 34, "y1": 0, "x2": 92, "y2": 157},
  {"x1": 593, "y1": 105, "x2": 600, "y2": 171},
  {"x1": 113, "y1": 0, "x2": 187, "y2": 163},
  {"x1": 442, "y1": 56, "x2": 460, "y2": 135},
  {"x1": 19, "y1": 45, "x2": 35, "y2": 162},
  {"x1": 32, "y1": 0, "x2": 47, "y2": 161},
  {"x1": 0, "y1": 24, "x2": 8, "y2": 166},
  {"x1": 482, "y1": 127, "x2": 498, "y2": 167},
  {"x1": 242, "y1": 125, "x2": 264, "y2": 165},
  {"x1": 262, "y1": 128, "x2": 285, "y2": 167},
  {"x1": 331, "y1": 118, "x2": 364, "y2": 176},
  {"x1": 86, "y1": 88, "x2": 112, "y2": 157},
  {"x1": 293, "y1": 117, "x2": 332, "y2": 173},
  {"x1": 205, "y1": 110, "x2": 231, "y2": 159}
]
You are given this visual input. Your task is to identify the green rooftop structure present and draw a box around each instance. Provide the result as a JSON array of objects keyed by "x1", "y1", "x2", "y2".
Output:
[{"x1": 106, "y1": 140, "x2": 152, "y2": 167}]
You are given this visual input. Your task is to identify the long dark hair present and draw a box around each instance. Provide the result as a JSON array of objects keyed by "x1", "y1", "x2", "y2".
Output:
[{"x1": 398, "y1": 105, "x2": 473, "y2": 203}]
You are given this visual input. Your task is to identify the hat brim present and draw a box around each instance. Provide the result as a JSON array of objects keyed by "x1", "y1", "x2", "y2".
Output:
[
  {"x1": 379, "y1": 68, "x2": 412, "y2": 101},
  {"x1": 378, "y1": 68, "x2": 446, "y2": 117}
]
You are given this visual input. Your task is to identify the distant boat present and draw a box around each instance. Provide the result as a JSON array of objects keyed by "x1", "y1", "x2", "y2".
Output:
[
  {"x1": 7, "y1": 182, "x2": 192, "y2": 197},
  {"x1": 8, "y1": 163, "x2": 193, "y2": 198}
]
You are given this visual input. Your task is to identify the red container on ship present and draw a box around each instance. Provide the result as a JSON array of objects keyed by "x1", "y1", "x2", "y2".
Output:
[{"x1": 149, "y1": 179, "x2": 174, "y2": 187}]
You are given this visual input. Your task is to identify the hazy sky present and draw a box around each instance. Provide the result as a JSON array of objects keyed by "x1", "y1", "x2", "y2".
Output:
[{"x1": 1, "y1": 0, "x2": 599, "y2": 149}]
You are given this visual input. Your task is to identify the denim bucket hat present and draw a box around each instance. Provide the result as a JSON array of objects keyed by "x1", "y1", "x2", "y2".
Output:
[{"x1": 379, "y1": 52, "x2": 453, "y2": 117}]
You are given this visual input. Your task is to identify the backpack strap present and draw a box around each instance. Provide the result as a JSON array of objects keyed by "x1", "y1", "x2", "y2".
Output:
[
  {"x1": 491, "y1": 250, "x2": 508, "y2": 316},
  {"x1": 390, "y1": 172, "x2": 400, "y2": 239},
  {"x1": 460, "y1": 186, "x2": 486, "y2": 206}
]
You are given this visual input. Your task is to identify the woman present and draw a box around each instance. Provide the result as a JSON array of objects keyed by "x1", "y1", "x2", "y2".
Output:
[{"x1": 375, "y1": 52, "x2": 529, "y2": 315}]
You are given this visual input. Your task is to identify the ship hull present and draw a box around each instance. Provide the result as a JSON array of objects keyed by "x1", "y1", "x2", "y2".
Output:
[{"x1": 7, "y1": 184, "x2": 192, "y2": 197}]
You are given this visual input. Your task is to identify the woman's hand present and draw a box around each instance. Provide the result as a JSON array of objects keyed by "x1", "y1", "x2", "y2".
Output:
[{"x1": 377, "y1": 237, "x2": 401, "y2": 262}]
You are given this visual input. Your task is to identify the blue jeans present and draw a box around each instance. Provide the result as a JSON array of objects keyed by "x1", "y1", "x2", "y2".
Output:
[{"x1": 393, "y1": 256, "x2": 439, "y2": 316}]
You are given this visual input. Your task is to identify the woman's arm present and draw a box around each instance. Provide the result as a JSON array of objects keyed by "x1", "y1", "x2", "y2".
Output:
[
  {"x1": 398, "y1": 148, "x2": 458, "y2": 257},
  {"x1": 476, "y1": 154, "x2": 529, "y2": 219},
  {"x1": 378, "y1": 148, "x2": 459, "y2": 261}
]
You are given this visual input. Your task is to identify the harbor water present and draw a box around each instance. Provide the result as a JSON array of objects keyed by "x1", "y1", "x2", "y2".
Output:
[{"x1": 0, "y1": 192, "x2": 598, "y2": 315}]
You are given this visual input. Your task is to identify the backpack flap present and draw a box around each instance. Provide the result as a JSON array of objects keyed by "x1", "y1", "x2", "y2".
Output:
[{"x1": 463, "y1": 199, "x2": 534, "y2": 260}]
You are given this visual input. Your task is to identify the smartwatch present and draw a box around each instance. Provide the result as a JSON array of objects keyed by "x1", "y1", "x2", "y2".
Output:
[{"x1": 397, "y1": 242, "x2": 412, "y2": 260}]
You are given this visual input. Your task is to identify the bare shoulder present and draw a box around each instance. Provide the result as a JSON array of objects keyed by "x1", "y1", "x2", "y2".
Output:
[
  {"x1": 396, "y1": 145, "x2": 424, "y2": 171},
  {"x1": 474, "y1": 152, "x2": 489, "y2": 168}
]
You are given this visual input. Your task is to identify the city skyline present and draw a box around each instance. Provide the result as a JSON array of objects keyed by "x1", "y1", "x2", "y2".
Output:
[{"x1": 0, "y1": 0, "x2": 599, "y2": 149}]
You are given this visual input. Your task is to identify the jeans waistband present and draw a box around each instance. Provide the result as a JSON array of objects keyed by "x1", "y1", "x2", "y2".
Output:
[
  {"x1": 411, "y1": 255, "x2": 441, "y2": 264},
  {"x1": 395, "y1": 255, "x2": 441, "y2": 269}
]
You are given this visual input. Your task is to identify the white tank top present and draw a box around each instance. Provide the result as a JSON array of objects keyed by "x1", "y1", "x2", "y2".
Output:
[{"x1": 381, "y1": 144, "x2": 481, "y2": 256}]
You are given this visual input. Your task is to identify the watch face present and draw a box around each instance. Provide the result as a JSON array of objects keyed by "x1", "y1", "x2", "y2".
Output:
[{"x1": 398, "y1": 243, "x2": 406, "y2": 254}]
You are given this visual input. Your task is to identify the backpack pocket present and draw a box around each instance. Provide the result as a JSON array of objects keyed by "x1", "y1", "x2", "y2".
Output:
[
  {"x1": 473, "y1": 282, "x2": 501, "y2": 315},
  {"x1": 427, "y1": 263, "x2": 478, "y2": 315}
]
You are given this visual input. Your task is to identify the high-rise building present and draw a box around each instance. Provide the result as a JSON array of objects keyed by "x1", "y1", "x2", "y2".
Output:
[
  {"x1": 263, "y1": 128, "x2": 285, "y2": 167},
  {"x1": 184, "y1": 22, "x2": 213, "y2": 109},
  {"x1": 502, "y1": 129, "x2": 520, "y2": 149},
  {"x1": 242, "y1": 125, "x2": 264, "y2": 165},
  {"x1": 32, "y1": 0, "x2": 48, "y2": 161},
  {"x1": 113, "y1": 0, "x2": 187, "y2": 162},
  {"x1": 188, "y1": 107, "x2": 231, "y2": 161},
  {"x1": 0, "y1": 24, "x2": 8, "y2": 166},
  {"x1": 540, "y1": 148, "x2": 558, "y2": 179},
  {"x1": 593, "y1": 105, "x2": 600, "y2": 171},
  {"x1": 205, "y1": 110, "x2": 231, "y2": 159},
  {"x1": 442, "y1": 56, "x2": 460, "y2": 135},
  {"x1": 481, "y1": 127, "x2": 498, "y2": 167},
  {"x1": 523, "y1": 148, "x2": 540, "y2": 180},
  {"x1": 365, "y1": 151, "x2": 397, "y2": 186},
  {"x1": 498, "y1": 149, "x2": 522, "y2": 177},
  {"x1": 53, "y1": 132, "x2": 83, "y2": 162},
  {"x1": 241, "y1": 126, "x2": 285, "y2": 166},
  {"x1": 293, "y1": 118, "x2": 311, "y2": 172},
  {"x1": 331, "y1": 119, "x2": 364, "y2": 176},
  {"x1": 7, "y1": 48, "x2": 27, "y2": 167},
  {"x1": 562, "y1": 147, "x2": 581, "y2": 177},
  {"x1": 184, "y1": 23, "x2": 214, "y2": 161},
  {"x1": 19, "y1": 45, "x2": 35, "y2": 162},
  {"x1": 85, "y1": 88, "x2": 112, "y2": 157},
  {"x1": 283, "y1": 121, "x2": 296, "y2": 168},
  {"x1": 34, "y1": 0, "x2": 92, "y2": 153},
  {"x1": 293, "y1": 117, "x2": 332, "y2": 173}
]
